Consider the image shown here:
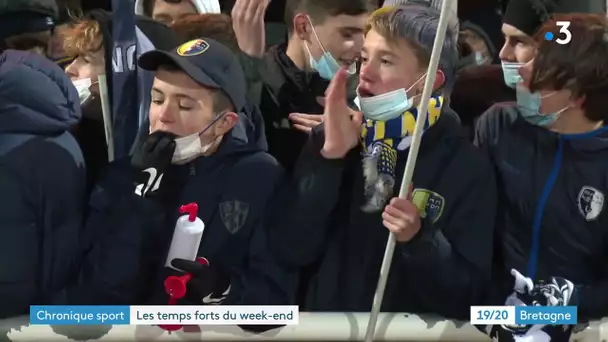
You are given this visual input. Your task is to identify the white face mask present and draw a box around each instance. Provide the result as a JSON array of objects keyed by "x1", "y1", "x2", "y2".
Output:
[
  {"x1": 72, "y1": 78, "x2": 97, "y2": 106},
  {"x1": 170, "y1": 112, "x2": 227, "y2": 165},
  {"x1": 172, "y1": 133, "x2": 219, "y2": 164}
]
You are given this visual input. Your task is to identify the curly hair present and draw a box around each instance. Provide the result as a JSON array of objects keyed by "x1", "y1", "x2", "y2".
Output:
[{"x1": 61, "y1": 18, "x2": 103, "y2": 58}]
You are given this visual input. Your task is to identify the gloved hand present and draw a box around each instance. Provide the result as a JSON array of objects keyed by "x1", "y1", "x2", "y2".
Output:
[
  {"x1": 508, "y1": 269, "x2": 545, "y2": 306},
  {"x1": 491, "y1": 271, "x2": 577, "y2": 342},
  {"x1": 170, "y1": 258, "x2": 231, "y2": 305},
  {"x1": 498, "y1": 269, "x2": 540, "y2": 337},
  {"x1": 534, "y1": 276, "x2": 577, "y2": 307},
  {"x1": 130, "y1": 131, "x2": 176, "y2": 199},
  {"x1": 527, "y1": 278, "x2": 579, "y2": 342}
]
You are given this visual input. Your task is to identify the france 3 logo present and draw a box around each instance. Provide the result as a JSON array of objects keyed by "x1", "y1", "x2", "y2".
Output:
[{"x1": 544, "y1": 21, "x2": 572, "y2": 45}]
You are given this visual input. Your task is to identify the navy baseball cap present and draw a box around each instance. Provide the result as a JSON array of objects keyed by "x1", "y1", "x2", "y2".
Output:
[
  {"x1": 138, "y1": 38, "x2": 247, "y2": 112},
  {"x1": 0, "y1": 12, "x2": 55, "y2": 40}
]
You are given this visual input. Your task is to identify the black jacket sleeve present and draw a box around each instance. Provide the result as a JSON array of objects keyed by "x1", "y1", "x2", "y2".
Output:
[
  {"x1": 474, "y1": 103, "x2": 518, "y2": 153},
  {"x1": 0, "y1": 164, "x2": 37, "y2": 317},
  {"x1": 576, "y1": 270, "x2": 608, "y2": 320},
  {"x1": 65, "y1": 160, "x2": 170, "y2": 304},
  {"x1": 269, "y1": 125, "x2": 348, "y2": 267},
  {"x1": 220, "y1": 153, "x2": 297, "y2": 307},
  {"x1": 398, "y1": 149, "x2": 497, "y2": 319},
  {"x1": 1, "y1": 138, "x2": 86, "y2": 313}
]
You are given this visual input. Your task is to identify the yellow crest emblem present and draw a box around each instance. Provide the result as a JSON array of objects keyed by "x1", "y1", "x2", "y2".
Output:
[
  {"x1": 411, "y1": 189, "x2": 445, "y2": 224},
  {"x1": 177, "y1": 39, "x2": 209, "y2": 56}
]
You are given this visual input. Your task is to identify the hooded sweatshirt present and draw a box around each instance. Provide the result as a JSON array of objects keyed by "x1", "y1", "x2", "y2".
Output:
[
  {"x1": 134, "y1": 0, "x2": 220, "y2": 16},
  {"x1": 0, "y1": 50, "x2": 86, "y2": 317},
  {"x1": 66, "y1": 108, "x2": 294, "y2": 309}
]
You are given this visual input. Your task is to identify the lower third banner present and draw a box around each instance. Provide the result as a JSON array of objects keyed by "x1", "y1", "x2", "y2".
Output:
[{"x1": 30, "y1": 305, "x2": 299, "y2": 325}]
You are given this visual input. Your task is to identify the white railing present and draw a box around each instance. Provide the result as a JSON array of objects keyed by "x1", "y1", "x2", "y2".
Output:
[{"x1": 1, "y1": 313, "x2": 606, "y2": 341}]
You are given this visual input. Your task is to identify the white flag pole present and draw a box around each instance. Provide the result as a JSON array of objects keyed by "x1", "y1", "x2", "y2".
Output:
[
  {"x1": 98, "y1": 74, "x2": 115, "y2": 162},
  {"x1": 364, "y1": 1, "x2": 453, "y2": 341}
]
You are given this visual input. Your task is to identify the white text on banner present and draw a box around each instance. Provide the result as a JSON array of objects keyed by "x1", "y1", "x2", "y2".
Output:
[
  {"x1": 470, "y1": 306, "x2": 516, "y2": 325},
  {"x1": 129, "y1": 305, "x2": 298, "y2": 325}
]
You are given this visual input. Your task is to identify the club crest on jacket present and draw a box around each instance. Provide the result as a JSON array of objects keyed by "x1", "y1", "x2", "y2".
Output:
[
  {"x1": 219, "y1": 200, "x2": 249, "y2": 234},
  {"x1": 577, "y1": 186, "x2": 604, "y2": 221},
  {"x1": 411, "y1": 189, "x2": 445, "y2": 224}
]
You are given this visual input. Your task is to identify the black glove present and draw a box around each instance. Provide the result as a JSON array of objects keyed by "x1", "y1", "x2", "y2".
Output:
[
  {"x1": 170, "y1": 258, "x2": 231, "y2": 305},
  {"x1": 130, "y1": 131, "x2": 176, "y2": 199},
  {"x1": 534, "y1": 276, "x2": 577, "y2": 307}
]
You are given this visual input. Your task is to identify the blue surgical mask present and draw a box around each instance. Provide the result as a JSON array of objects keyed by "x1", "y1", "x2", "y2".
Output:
[
  {"x1": 356, "y1": 73, "x2": 426, "y2": 121},
  {"x1": 308, "y1": 48, "x2": 340, "y2": 80},
  {"x1": 475, "y1": 52, "x2": 486, "y2": 65},
  {"x1": 516, "y1": 85, "x2": 567, "y2": 127},
  {"x1": 501, "y1": 61, "x2": 524, "y2": 88},
  {"x1": 305, "y1": 17, "x2": 355, "y2": 80}
]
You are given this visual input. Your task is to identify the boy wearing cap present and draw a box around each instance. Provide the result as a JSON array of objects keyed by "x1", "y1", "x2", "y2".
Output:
[
  {"x1": 0, "y1": 0, "x2": 58, "y2": 55},
  {"x1": 67, "y1": 38, "x2": 294, "y2": 311}
]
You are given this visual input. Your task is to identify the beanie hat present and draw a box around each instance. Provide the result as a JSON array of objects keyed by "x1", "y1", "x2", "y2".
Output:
[{"x1": 503, "y1": 0, "x2": 557, "y2": 36}]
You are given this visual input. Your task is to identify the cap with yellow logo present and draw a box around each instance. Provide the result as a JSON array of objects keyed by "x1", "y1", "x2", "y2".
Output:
[{"x1": 138, "y1": 38, "x2": 246, "y2": 111}]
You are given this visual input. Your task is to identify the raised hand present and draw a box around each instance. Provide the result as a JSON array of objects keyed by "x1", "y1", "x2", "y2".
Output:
[
  {"x1": 231, "y1": 0, "x2": 270, "y2": 57},
  {"x1": 321, "y1": 67, "x2": 363, "y2": 159}
]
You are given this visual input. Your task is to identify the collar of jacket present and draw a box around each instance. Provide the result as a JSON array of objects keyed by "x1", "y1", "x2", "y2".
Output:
[
  {"x1": 411, "y1": 107, "x2": 464, "y2": 157},
  {"x1": 268, "y1": 43, "x2": 329, "y2": 93},
  {"x1": 512, "y1": 111, "x2": 608, "y2": 153}
]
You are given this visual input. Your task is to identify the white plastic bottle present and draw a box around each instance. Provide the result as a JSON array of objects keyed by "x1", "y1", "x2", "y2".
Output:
[{"x1": 165, "y1": 203, "x2": 205, "y2": 270}]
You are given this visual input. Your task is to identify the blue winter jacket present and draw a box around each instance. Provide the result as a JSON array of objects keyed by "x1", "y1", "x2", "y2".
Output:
[{"x1": 0, "y1": 50, "x2": 86, "y2": 317}]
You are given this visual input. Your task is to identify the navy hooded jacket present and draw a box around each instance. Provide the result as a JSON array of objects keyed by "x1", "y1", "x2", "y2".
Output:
[
  {"x1": 476, "y1": 103, "x2": 608, "y2": 321},
  {"x1": 270, "y1": 111, "x2": 496, "y2": 319},
  {"x1": 0, "y1": 50, "x2": 86, "y2": 317},
  {"x1": 67, "y1": 108, "x2": 295, "y2": 308}
]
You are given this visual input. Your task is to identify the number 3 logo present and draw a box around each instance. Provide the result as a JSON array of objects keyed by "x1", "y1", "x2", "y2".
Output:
[{"x1": 556, "y1": 21, "x2": 572, "y2": 45}]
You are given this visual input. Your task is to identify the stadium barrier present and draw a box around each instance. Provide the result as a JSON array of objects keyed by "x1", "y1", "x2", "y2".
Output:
[{"x1": 1, "y1": 313, "x2": 606, "y2": 341}]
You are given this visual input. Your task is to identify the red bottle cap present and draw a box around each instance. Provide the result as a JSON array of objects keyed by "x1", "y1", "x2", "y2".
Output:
[{"x1": 179, "y1": 203, "x2": 198, "y2": 222}]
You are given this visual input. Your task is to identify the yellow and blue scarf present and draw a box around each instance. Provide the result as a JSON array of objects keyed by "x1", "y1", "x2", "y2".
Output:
[{"x1": 360, "y1": 95, "x2": 443, "y2": 212}]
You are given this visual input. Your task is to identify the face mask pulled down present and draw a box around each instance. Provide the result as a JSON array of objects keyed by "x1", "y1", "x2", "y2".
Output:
[
  {"x1": 501, "y1": 61, "x2": 524, "y2": 88},
  {"x1": 304, "y1": 17, "x2": 356, "y2": 80},
  {"x1": 72, "y1": 78, "x2": 99, "y2": 106},
  {"x1": 516, "y1": 85, "x2": 568, "y2": 127},
  {"x1": 171, "y1": 112, "x2": 227, "y2": 164},
  {"x1": 356, "y1": 73, "x2": 426, "y2": 121}
]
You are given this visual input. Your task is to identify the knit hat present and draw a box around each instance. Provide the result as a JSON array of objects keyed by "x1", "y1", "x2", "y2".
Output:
[{"x1": 503, "y1": 0, "x2": 556, "y2": 36}]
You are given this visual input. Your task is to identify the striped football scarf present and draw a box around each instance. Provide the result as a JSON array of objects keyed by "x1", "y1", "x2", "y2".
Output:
[{"x1": 360, "y1": 95, "x2": 443, "y2": 212}]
